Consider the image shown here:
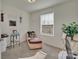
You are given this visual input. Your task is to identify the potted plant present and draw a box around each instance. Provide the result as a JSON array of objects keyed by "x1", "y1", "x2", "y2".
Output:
[{"x1": 62, "y1": 22, "x2": 78, "y2": 59}]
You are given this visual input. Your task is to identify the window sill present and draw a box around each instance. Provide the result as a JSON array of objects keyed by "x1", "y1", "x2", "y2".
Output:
[{"x1": 40, "y1": 33, "x2": 54, "y2": 36}]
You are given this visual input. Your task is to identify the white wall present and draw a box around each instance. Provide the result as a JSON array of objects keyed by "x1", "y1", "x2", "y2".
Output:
[
  {"x1": 1, "y1": 5, "x2": 30, "y2": 45},
  {"x1": 0, "y1": 0, "x2": 1, "y2": 11},
  {"x1": 0, "y1": 0, "x2": 2, "y2": 38},
  {"x1": 29, "y1": 0, "x2": 78, "y2": 49},
  {"x1": 0, "y1": 0, "x2": 1, "y2": 58}
]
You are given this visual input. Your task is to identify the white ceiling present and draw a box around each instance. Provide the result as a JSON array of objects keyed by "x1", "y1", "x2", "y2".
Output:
[{"x1": 3, "y1": 0, "x2": 71, "y2": 12}]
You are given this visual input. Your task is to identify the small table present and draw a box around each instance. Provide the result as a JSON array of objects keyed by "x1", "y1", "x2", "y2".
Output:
[{"x1": 0, "y1": 38, "x2": 7, "y2": 52}]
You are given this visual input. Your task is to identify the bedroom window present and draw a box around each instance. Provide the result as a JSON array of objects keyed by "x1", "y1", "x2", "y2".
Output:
[{"x1": 40, "y1": 12, "x2": 54, "y2": 36}]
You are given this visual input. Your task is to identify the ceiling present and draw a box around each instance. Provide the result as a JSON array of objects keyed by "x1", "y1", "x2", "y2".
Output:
[{"x1": 2, "y1": 0, "x2": 71, "y2": 12}]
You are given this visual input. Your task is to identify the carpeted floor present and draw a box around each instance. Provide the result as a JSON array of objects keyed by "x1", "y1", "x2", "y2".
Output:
[{"x1": 2, "y1": 42, "x2": 61, "y2": 59}]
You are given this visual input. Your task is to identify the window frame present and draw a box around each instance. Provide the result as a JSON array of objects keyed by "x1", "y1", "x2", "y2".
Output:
[{"x1": 40, "y1": 12, "x2": 54, "y2": 36}]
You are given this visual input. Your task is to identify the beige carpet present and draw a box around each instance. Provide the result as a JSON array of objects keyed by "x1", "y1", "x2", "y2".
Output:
[{"x1": 2, "y1": 42, "x2": 61, "y2": 59}]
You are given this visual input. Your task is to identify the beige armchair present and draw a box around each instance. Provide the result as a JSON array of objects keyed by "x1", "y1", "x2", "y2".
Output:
[{"x1": 26, "y1": 31, "x2": 42, "y2": 49}]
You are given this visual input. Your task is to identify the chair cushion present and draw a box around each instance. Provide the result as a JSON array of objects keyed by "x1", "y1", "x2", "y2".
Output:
[
  {"x1": 28, "y1": 38, "x2": 42, "y2": 43},
  {"x1": 28, "y1": 40, "x2": 42, "y2": 44}
]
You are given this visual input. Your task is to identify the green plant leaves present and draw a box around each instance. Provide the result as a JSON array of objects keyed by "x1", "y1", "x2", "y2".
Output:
[{"x1": 62, "y1": 22, "x2": 78, "y2": 37}]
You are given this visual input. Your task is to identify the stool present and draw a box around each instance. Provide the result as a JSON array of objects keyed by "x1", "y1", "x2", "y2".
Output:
[{"x1": 10, "y1": 30, "x2": 20, "y2": 47}]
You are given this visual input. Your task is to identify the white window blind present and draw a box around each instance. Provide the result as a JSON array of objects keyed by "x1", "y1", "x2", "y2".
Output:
[{"x1": 41, "y1": 13, "x2": 54, "y2": 25}]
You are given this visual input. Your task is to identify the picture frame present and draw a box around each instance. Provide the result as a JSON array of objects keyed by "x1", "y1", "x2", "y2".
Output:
[{"x1": 9, "y1": 20, "x2": 16, "y2": 26}]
